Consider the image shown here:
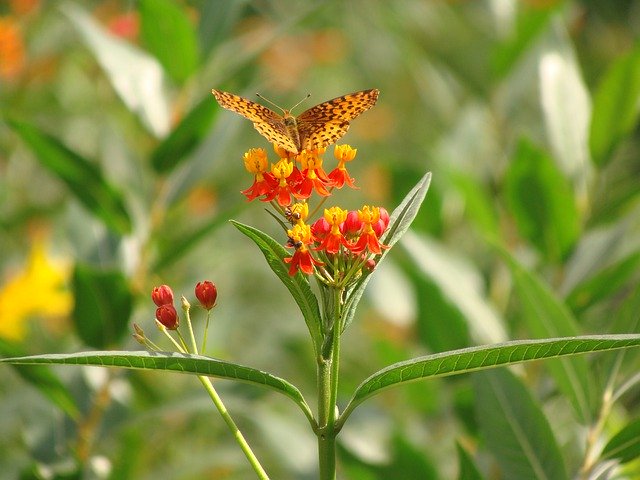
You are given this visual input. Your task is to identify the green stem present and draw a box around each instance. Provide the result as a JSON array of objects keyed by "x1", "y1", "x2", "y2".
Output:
[
  {"x1": 317, "y1": 287, "x2": 343, "y2": 480},
  {"x1": 198, "y1": 375, "x2": 270, "y2": 480}
]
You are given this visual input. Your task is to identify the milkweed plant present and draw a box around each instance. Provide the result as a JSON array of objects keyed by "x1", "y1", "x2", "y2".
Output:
[{"x1": 4, "y1": 109, "x2": 640, "y2": 480}]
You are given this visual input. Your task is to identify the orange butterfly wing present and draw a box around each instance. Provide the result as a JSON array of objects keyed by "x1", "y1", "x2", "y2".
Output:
[
  {"x1": 212, "y1": 89, "x2": 298, "y2": 153},
  {"x1": 296, "y1": 89, "x2": 380, "y2": 151}
]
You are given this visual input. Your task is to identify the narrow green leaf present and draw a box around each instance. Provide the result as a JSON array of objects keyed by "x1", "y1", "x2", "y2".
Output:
[
  {"x1": 474, "y1": 369, "x2": 568, "y2": 480},
  {"x1": 139, "y1": 0, "x2": 200, "y2": 84},
  {"x1": 456, "y1": 442, "x2": 484, "y2": 480},
  {"x1": 504, "y1": 138, "x2": 580, "y2": 261},
  {"x1": 153, "y1": 204, "x2": 243, "y2": 272},
  {"x1": 540, "y1": 38, "x2": 591, "y2": 180},
  {"x1": 0, "y1": 350, "x2": 315, "y2": 427},
  {"x1": 0, "y1": 339, "x2": 79, "y2": 419},
  {"x1": 72, "y1": 264, "x2": 133, "y2": 349},
  {"x1": 231, "y1": 221, "x2": 322, "y2": 354},
  {"x1": 342, "y1": 172, "x2": 432, "y2": 331},
  {"x1": 499, "y1": 247, "x2": 596, "y2": 423},
  {"x1": 151, "y1": 96, "x2": 218, "y2": 173},
  {"x1": 7, "y1": 118, "x2": 132, "y2": 234},
  {"x1": 62, "y1": 3, "x2": 170, "y2": 137},
  {"x1": 338, "y1": 334, "x2": 640, "y2": 427},
  {"x1": 491, "y1": 4, "x2": 556, "y2": 79},
  {"x1": 566, "y1": 250, "x2": 640, "y2": 314},
  {"x1": 589, "y1": 45, "x2": 640, "y2": 166},
  {"x1": 601, "y1": 418, "x2": 640, "y2": 464}
]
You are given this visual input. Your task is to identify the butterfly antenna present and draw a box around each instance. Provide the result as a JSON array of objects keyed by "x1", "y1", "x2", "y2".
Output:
[
  {"x1": 256, "y1": 93, "x2": 311, "y2": 113},
  {"x1": 290, "y1": 93, "x2": 311, "y2": 113},
  {"x1": 256, "y1": 93, "x2": 286, "y2": 114}
]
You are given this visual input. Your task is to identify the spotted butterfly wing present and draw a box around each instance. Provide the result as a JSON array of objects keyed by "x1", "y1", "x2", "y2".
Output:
[
  {"x1": 211, "y1": 88, "x2": 379, "y2": 154},
  {"x1": 211, "y1": 89, "x2": 298, "y2": 153},
  {"x1": 296, "y1": 89, "x2": 379, "y2": 152}
]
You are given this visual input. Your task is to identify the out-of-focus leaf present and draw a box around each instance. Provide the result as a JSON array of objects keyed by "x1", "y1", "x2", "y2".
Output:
[
  {"x1": 474, "y1": 369, "x2": 568, "y2": 480},
  {"x1": 338, "y1": 334, "x2": 640, "y2": 427},
  {"x1": 456, "y1": 442, "x2": 484, "y2": 480},
  {"x1": 402, "y1": 233, "x2": 507, "y2": 345},
  {"x1": 0, "y1": 339, "x2": 79, "y2": 419},
  {"x1": 0, "y1": 350, "x2": 316, "y2": 428},
  {"x1": 492, "y1": 4, "x2": 556, "y2": 79},
  {"x1": 72, "y1": 264, "x2": 132, "y2": 349},
  {"x1": 151, "y1": 96, "x2": 218, "y2": 173},
  {"x1": 601, "y1": 418, "x2": 640, "y2": 464},
  {"x1": 139, "y1": 0, "x2": 199, "y2": 84},
  {"x1": 450, "y1": 172, "x2": 498, "y2": 238},
  {"x1": 589, "y1": 45, "x2": 640, "y2": 166},
  {"x1": 198, "y1": 0, "x2": 250, "y2": 58},
  {"x1": 504, "y1": 138, "x2": 580, "y2": 261},
  {"x1": 231, "y1": 221, "x2": 322, "y2": 354},
  {"x1": 566, "y1": 250, "x2": 640, "y2": 313},
  {"x1": 412, "y1": 270, "x2": 470, "y2": 353},
  {"x1": 339, "y1": 434, "x2": 437, "y2": 480},
  {"x1": 343, "y1": 172, "x2": 431, "y2": 331},
  {"x1": 62, "y1": 3, "x2": 171, "y2": 137},
  {"x1": 499, "y1": 247, "x2": 596, "y2": 423},
  {"x1": 7, "y1": 118, "x2": 132, "y2": 234},
  {"x1": 539, "y1": 34, "x2": 592, "y2": 183},
  {"x1": 153, "y1": 205, "x2": 242, "y2": 271}
]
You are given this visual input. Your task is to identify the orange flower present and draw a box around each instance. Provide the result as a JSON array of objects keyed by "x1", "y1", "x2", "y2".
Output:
[
  {"x1": 315, "y1": 207, "x2": 351, "y2": 254},
  {"x1": 350, "y1": 206, "x2": 388, "y2": 255},
  {"x1": 241, "y1": 148, "x2": 277, "y2": 201},
  {"x1": 0, "y1": 16, "x2": 26, "y2": 80},
  {"x1": 328, "y1": 144, "x2": 358, "y2": 188},
  {"x1": 294, "y1": 150, "x2": 334, "y2": 199},
  {"x1": 263, "y1": 158, "x2": 301, "y2": 206},
  {"x1": 284, "y1": 223, "x2": 323, "y2": 275}
]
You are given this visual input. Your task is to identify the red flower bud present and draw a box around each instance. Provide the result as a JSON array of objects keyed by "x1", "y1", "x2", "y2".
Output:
[
  {"x1": 343, "y1": 210, "x2": 363, "y2": 236},
  {"x1": 151, "y1": 285, "x2": 174, "y2": 307},
  {"x1": 195, "y1": 281, "x2": 217, "y2": 310},
  {"x1": 156, "y1": 304, "x2": 179, "y2": 329}
]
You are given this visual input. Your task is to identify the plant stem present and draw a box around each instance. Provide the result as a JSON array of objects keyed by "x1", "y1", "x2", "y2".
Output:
[
  {"x1": 317, "y1": 287, "x2": 343, "y2": 480},
  {"x1": 198, "y1": 375, "x2": 270, "y2": 479}
]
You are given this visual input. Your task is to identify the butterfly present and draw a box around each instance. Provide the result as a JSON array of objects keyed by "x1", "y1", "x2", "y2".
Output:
[{"x1": 211, "y1": 88, "x2": 379, "y2": 154}]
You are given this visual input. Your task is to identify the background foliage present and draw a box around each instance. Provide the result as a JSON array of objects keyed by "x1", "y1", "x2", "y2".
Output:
[{"x1": 2, "y1": 0, "x2": 640, "y2": 479}]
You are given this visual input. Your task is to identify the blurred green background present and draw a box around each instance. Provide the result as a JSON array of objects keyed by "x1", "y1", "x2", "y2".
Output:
[{"x1": 2, "y1": 0, "x2": 640, "y2": 478}]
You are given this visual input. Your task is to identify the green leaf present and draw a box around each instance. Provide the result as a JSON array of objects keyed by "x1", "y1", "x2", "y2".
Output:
[
  {"x1": 342, "y1": 172, "x2": 432, "y2": 331},
  {"x1": 338, "y1": 334, "x2": 640, "y2": 428},
  {"x1": 504, "y1": 138, "x2": 580, "y2": 261},
  {"x1": 491, "y1": 4, "x2": 556, "y2": 79},
  {"x1": 539, "y1": 35, "x2": 591, "y2": 181},
  {"x1": 499, "y1": 247, "x2": 595, "y2": 423},
  {"x1": 456, "y1": 442, "x2": 484, "y2": 480},
  {"x1": 474, "y1": 369, "x2": 568, "y2": 480},
  {"x1": 566, "y1": 250, "x2": 640, "y2": 314},
  {"x1": 139, "y1": 0, "x2": 200, "y2": 84},
  {"x1": 153, "y1": 205, "x2": 243, "y2": 272},
  {"x1": 72, "y1": 264, "x2": 133, "y2": 349},
  {"x1": 0, "y1": 350, "x2": 315, "y2": 428},
  {"x1": 151, "y1": 96, "x2": 218, "y2": 173},
  {"x1": 62, "y1": 3, "x2": 171, "y2": 137},
  {"x1": 601, "y1": 418, "x2": 640, "y2": 464},
  {"x1": 0, "y1": 339, "x2": 79, "y2": 419},
  {"x1": 7, "y1": 118, "x2": 132, "y2": 234},
  {"x1": 231, "y1": 221, "x2": 322, "y2": 354},
  {"x1": 589, "y1": 45, "x2": 640, "y2": 166}
]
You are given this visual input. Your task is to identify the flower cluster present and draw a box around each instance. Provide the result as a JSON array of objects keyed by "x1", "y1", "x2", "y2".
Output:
[
  {"x1": 241, "y1": 144, "x2": 358, "y2": 207},
  {"x1": 240, "y1": 144, "x2": 389, "y2": 281},
  {"x1": 137, "y1": 281, "x2": 219, "y2": 354}
]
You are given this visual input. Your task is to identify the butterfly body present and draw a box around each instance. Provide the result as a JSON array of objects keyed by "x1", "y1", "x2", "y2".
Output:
[{"x1": 212, "y1": 88, "x2": 379, "y2": 154}]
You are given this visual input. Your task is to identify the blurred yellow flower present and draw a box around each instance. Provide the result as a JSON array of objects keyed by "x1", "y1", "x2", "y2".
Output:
[{"x1": 0, "y1": 240, "x2": 72, "y2": 341}]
